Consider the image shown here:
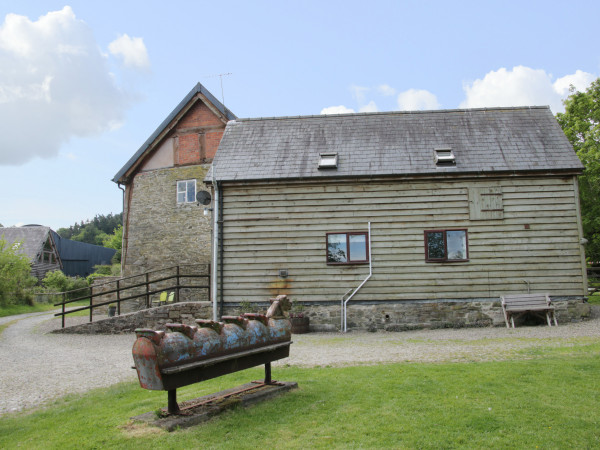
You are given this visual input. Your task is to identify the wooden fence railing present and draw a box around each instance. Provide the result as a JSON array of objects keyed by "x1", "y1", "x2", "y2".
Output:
[{"x1": 54, "y1": 265, "x2": 210, "y2": 328}]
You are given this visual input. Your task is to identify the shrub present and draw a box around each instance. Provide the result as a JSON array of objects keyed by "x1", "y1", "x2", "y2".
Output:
[
  {"x1": 86, "y1": 264, "x2": 121, "y2": 284},
  {"x1": 42, "y1": 270, "x2": 89, "y2": 300},
  {"x1": 0, "y1": 238, "x2": 37, "y2": 306}
]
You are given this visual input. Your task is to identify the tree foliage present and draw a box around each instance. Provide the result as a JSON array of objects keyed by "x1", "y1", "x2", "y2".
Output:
[
  {"x1": 42, "y1": 270, "x2": 89, "y2": 298},
  {"x1": 556, "y1": 78, "x2": 600, "y2": 262},
  {"x1": 0, "y1": 238, "x2": 37, "y2": 306},
  {"x1": 101, "y1": 224, "x2": 122, "y2": 264},
  {"x1": 57, "y1": 213, "x2": 122, "y2": 246}
]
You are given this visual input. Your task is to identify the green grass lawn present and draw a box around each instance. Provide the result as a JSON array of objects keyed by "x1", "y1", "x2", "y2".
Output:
[
  {"x1": 0, "y1": 302, "x2": 58, "y2": 318},
  {"x1": 1, "y1": 345, "x2": 599, "y2": 449},
  {"x1": 0, "y1": 299, "x2": 93, "y2": 319},
  {"x1": 588, "y1": 293, "x2": 600, "y2": 305}
]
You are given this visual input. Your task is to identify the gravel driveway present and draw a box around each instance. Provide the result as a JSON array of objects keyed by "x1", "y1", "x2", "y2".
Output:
[{"x1": 1, "y1": 309, "x2": 599, "y2": 416}]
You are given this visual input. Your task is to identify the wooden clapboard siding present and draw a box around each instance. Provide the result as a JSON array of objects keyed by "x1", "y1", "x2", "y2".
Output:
[{"x1": 219, "y1": 175, "x2": 586, "y2": 303}]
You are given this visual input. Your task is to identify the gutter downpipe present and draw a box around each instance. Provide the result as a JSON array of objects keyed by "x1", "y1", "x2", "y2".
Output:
[
  {"x1": 211, "y1": 180, "x2": 220, "y2": 321},
  {"x1": 218, "y1": 182, "x2": 225, "y2": 320},
  {"x1": 342, "y1": 222, "x2": 372, "y2": 333},
  {"x1": 117, "y1": 183, "x2": 127, "y2": 274}
]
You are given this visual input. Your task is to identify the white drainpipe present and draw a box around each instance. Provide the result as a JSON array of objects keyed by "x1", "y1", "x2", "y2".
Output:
[
  {"x1": 211, "y1": 181, "x2": 220, "y2": 322},
  {"x1": 342, "y1": 222, "x2": 372, "y2": 332}
]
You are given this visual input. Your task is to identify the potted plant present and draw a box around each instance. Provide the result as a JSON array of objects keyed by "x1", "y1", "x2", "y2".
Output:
[
  {"x1": 289, "y1": 299, "x2": 310, "y2": 334},
  {"x1": 108, "y1": 303, "x2": 117, "y2": 317}
]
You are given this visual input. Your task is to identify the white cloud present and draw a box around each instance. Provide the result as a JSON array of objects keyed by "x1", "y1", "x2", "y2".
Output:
[
  {"x1": 0, "y1": 7, "x2": 140, "y2": 165},
  {"x1": 358, "y1": 101, "x2": 378, "y2": 113},
  {"x1": 108, "y1": 34, "x2": 150, "y2": 71},
  {"x1": 460, "y1": 66, "x2": 595, "y2": 113},
  {"x1": 320, "y1": 105, "x2": 356, "y2": 115},
  {"x1": 553, "y1": 70, "x2": 596, "y2": 97},
  {"x1": 377, "y1": 84, "x2": 396, "y2": 96},
  {"x1": 397, "y1": 89, "x2": 440, "y2": 110}
]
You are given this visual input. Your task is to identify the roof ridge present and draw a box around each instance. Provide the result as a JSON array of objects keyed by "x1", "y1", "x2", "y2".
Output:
[{"x1": 232, "y1": 105, "x2": 551, "y2": 123}]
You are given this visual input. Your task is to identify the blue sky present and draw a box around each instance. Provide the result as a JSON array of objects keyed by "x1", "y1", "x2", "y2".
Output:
[{"x1": 1, "y1": 0, "x2": 599, "y2": 230}]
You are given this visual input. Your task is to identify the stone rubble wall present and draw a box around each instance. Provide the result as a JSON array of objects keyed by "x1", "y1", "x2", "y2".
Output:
[
  {"x1": 222, "y1": 297, "x2": 592, "y2": 332},
  {"x1": 285, "y1": 297, "x2": 592, "y2": 332},
  {"x1": 55, "y1": 302, "x2": 213, "y2": 334},
  {"x1": 55, "y1": 297, "x2": 592, "y2": 335},
  {"x1": 90, "y1": 276, "x2": 122, "y2": 314},
  {"x1": 123, "y1": 165, "x2": 213, "y2": 277}
]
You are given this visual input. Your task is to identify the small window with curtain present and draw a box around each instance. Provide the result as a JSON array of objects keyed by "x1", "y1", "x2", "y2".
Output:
[
  {"x1": 177, "y1": 179, "x2": 197, "y2": 204},
  {"x1": 326, "y1": 232, "x2": 369, "y2": 264},
  {"x1": 424, "y1": 229, "x2": 469, "y2": 262}
]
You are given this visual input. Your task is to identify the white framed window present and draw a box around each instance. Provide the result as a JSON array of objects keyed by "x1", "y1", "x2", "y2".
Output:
[{"x1": 177, "y1": 179, "x2": 197, "y2": 204}]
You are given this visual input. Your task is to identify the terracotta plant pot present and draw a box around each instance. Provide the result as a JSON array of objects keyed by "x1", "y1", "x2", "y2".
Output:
[{"x1": 290, "y1": 314, "x2": 310, "y2": 334}]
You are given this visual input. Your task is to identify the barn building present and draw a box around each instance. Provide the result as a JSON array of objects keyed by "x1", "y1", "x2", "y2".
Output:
[
  {"x1": 0, "y1": 226, "x2": 62, "y2": 281},
  {"x1": 206, "y1": 106, "x2": 590, "y2": 330}
]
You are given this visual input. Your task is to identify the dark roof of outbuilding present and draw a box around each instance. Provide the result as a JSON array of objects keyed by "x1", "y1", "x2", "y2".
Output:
[
  {"x1": 208, "y1": 106, "x2": 582, "y2": 183},
  {"x1": 51, "y1": 231, "x2": 116, "y2": 277},
  {"x1": 0, "y1": 226, "x2": 53, "y2": 262},
  {"x1": 113, "y1": 82, "x2": 236, "y2": 184}
]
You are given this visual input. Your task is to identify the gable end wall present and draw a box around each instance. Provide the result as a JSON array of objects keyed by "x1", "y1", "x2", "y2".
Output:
[{"x1": 123, "y1": 165, "x2": 212, "y2": 277}]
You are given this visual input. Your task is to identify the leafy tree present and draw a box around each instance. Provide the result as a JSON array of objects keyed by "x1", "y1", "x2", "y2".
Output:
[
  {"x1": 57, "y1": 213, "x2": 123, "y2": 246},
  {"x1": 0, "y1": 238, "x2": 37, "y2": 306},
  {"x1": 102, "y1": 224, "x2": 122, "y2": 264},
  {"x1": 556, "y1": 78, "x2": 600, "y2": 263}
]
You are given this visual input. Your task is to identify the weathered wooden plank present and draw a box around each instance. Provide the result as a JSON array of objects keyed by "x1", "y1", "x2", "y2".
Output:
[
  {"x1": 219, "y1": 175, "x2": 584, "y2": 304},
  {"x1": 223, "y1": 176, "x2": 572, "y2": 197}
]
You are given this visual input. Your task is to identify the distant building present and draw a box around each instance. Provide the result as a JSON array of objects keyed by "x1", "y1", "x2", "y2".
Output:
[
  {"x1": 1, "y1": 226, "x2": 62, "y2": 280},
  {"x1": 51, "y1": 232, "x2": 116, "y2": 277},
  {"x1": 1, "y1": 225, "x2": 116, "y2": 280}
]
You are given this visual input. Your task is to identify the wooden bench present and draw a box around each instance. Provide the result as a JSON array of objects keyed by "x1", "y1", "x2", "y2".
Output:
[{"x1": 501, "y1": 293, "x2": 557, "y2": 328}]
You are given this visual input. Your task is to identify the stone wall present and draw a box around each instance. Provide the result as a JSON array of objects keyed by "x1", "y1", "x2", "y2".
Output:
[
  {"x1": 90, "y1": 276, "x2": 122, "y2": 314},
  {"x1": 123, "y1": 165, "x2": 212, "y2": 276},
  {"x1": 55, "y1": 301, "x2": 213, "y2": 334},
  {"x1": 55, "y1": 297, "x2": 592, "y2": 335},
  {"x1": 221, "y1": 297, "x2": 592, "y2": 332}
]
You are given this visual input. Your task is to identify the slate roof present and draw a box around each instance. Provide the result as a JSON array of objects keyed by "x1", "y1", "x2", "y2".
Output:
[
  {"x1": 208, "y1": 106, "x2": 582, "y2": 183},
  {"x1": 0, "y1": 226, "x2": 54, "y2": 262},
  {"x1": 113, "y1": 82, "x2": 237, "y2": 184}
]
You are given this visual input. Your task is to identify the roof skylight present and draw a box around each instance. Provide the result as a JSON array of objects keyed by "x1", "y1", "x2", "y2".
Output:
[
  {"x1": 318, "y1": 153, "x2": 338, "y2": 169},
  {"x1": 434, "y1": 148, "x2": 456, "y2": 167}
]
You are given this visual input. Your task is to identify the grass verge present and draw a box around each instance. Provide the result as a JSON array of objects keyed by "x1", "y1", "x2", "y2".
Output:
[
  {"x1": 588, "y1": 293, "x2": 600, "y2": 305},
  {"x1": 0, "y1": 299, "x2": 93, "y2": 319},
  {"x1": 0, "y1": 303, "x2": 58, "y2": 318},
  {"x1": 0, "y1": 348, "x2": 598, "y2": 449}
]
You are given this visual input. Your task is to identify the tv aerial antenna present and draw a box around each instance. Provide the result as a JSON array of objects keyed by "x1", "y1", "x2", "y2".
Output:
[{"x1": 202, "y1": 72, "x2": 232, "y2": 108}]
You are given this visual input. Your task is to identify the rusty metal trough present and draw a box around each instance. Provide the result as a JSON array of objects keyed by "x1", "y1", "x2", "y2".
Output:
[{"x1": 132, "y1": 295, "x2": 292, "y2": 414}]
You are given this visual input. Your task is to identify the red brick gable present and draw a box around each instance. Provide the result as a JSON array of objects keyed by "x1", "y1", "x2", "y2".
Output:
[
  {"x1": 178, "y1": 102, "x2": 224, "y2": 129},
  {"x1": 174, "y1": 100, "x2": 227, "y2": 165}
]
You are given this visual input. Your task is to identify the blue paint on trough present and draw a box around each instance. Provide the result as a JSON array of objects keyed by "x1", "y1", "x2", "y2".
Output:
[{"x1": 132, "y1": 295, "x2": 292, "y2": 399}]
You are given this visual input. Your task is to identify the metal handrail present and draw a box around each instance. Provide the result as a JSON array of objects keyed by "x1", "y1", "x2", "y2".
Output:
[{"x1": 53, "y1": 265, "x2": 210, "y2": 328}]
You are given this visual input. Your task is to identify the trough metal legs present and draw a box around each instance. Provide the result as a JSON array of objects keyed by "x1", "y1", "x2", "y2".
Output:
[
  {"x1": 166, "y1": 362, "x2": 274, "y2": 415},
  {"x1": 168, "y1": 389, "x2": 180, "y2": 414}
]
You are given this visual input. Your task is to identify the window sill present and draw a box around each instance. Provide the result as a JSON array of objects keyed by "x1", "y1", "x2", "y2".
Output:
[
  {"x1": 425, "y1": 259, "x2": 470, "y2": 263},
  {"x1": 327, "y1": 261, "x2": 369, "y2": 266}
]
